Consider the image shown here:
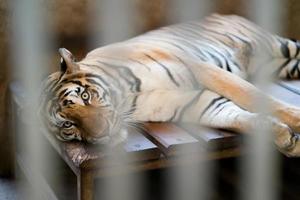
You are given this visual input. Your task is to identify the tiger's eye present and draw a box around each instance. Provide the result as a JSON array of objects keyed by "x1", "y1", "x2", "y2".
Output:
[
  {"x1": 81, "y1": 91, "x2": 90, "y2": 101},
  {"x1": 63, "y1": 121, "x2": 73, "y2": 128}
]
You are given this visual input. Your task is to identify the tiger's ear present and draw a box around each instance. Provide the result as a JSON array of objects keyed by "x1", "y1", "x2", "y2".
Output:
[{"x1": 58, "y1": 48, "x2": 80, "y2": 74}]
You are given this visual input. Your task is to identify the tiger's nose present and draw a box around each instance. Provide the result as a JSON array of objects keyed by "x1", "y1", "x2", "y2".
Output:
[{"x1": 65, "y1": 105, "x2": 111, "y2": 141}]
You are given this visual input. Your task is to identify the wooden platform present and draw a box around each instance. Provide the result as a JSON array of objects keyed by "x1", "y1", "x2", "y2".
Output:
[{"x1": 9, "y1": 81, "x2": 300, "y2": 200}]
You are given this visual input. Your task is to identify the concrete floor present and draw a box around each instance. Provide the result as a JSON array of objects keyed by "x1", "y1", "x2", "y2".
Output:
[
  {"x1": 0, "y1": 178, "x2": 18, "y2": 200},
  {"x1": 2, "y1": 156, "x2": 300, "y2": 200}
]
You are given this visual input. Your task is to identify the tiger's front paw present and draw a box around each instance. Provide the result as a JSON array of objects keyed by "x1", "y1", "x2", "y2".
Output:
[
  {"x1": 275, "y1": 124, "x2": 300, "y2": 157},
  {"x1": 279, "y1": 134, "x2": 300, "y2": 157},
  {"x1": 277, "y1": 106, "x2": 300, "y2": 133}
]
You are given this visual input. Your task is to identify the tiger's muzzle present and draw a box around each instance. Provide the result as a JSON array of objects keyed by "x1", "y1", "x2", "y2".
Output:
[{"x1": 64, "y1": 105, "x2": 112, "y2": 143}]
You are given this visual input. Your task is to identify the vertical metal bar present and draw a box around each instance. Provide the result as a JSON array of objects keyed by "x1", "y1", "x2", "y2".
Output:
[
  {"x1": 166, "y1": 1, "x2": 214, "y2": 200},
  {"x1": 168, "y1": 0, "x2": 213, "y2": 23},
  {"x1": 241, "y1": 1, "x2": 285, "y2": 200},
  {"x1": 10, "y1": 0, "x2": 53, "y2": 199},
  {"x1": 88, "y1": 1, "x2": 143, "y2": 200},
  {"x1": 89, "y1": 0, "x2": 135, "y2": 46}
]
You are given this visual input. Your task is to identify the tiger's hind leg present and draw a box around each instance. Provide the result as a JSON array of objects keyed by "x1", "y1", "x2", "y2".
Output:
[
  {"x1": 180, "y1": 90, "x2": 300, "y2": 157},
  {"x1": 133, "y1": 89, "x2": 300, "y2": 157},
  {"x1": 176, "y1": 56, "x2": 300, "y2": 135}
]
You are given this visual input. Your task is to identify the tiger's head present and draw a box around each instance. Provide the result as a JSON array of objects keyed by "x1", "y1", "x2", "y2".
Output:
[{"x1": 40, "y1": 48, "x2": 127, "y2": 145}]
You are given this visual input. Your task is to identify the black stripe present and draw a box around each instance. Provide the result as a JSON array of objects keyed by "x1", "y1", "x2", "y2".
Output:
[
  {"x1": 275, "y1": 59, "x2": 291, "y2": 75},
  {"x1": 198, "y1": 97, "x2": 224, "y2": 120},
  {"x1": 297, "y1": 64, "x2": 300, "y2": 78},
  {"x1": 237, "y1": 22, "x2": 272, "y2": 48},
  {"x1": 198, "y1": 29, "x2": 233, "y2": 49},
  {"x1": 97, "y1": 61, "x2": 141, "y2": 92},
  {"x1": 46, "y1": 75, "x2": 66, "y2": 95},
  {"x1": 290, "y1": 60, "x2": 300, "y2": 77},
  {"x1": 213, "y1": 99, "x2": 230, "y2": 111},
  {"x1": 290, "y1": 38, "x2": 298, "y2": 42},
  {"x1": 168, "y1": 107, "x2": 180, "y2": 122},
  {"x1": 58, "y1": 88, "x2": 68, "y2": 99},
  {"x1": 93, "y1": 61, "x2": 124, "y2": 90},
  {"x1": 56, "y1": 72, "x2": 65, "y2": 85},
  {"x1": 225, "y1": 60, "x2": 232, "y2": 72},
  {"x1": 177, "y1": 90, "x2": 204, "y2": 121},
  {"x1": 59, "y1": 73, "x2": 109, "y2": 86},
  {"x1": 64, "y1": 80, "x2": 85, "y2": 87},
  {"x1": 211, "y1": 100, "x2": 230, "y2": 117},
  {"x1": 200, "y1": 26, "x2": 236, "y2": 43},
  {"x1": 144, "y1": 53, "x2": 180, "y2": 87},
  {"x1": 280, "y1": 41, "x2": 290, "y2": 58},
  {"x1": 206, "y1": 99, "x2": 230, "y2": 116},
  {"x1": 278, "y1": 82, "x2": 300, "y2": 95},
  {"x1": 231, "y1": 60, "x2": 241, "y2": 70},
  {"x1": 286, "y1": 71, "x2": 291, "y2": 79},
  {"x1": 128, "y1": 95, "x2": 138, "y2": 114},
  {"x1": 211, "y1": 103, "x2": 228, "y2": 118},
  {"x1": 80, "y1": 63, "x2": 116, "y2": 79},
  {"x1": 85, "y1": 78, "x2": 109, "y2": 95},
  {"x1": 275, "y1": 59, "x2": 291, "y2": 76},
  {"x1": 45, "y1": 78, "x2": 60, "y2": 93},
  {"x1": 54, "y1": 79, "x2": 85, "y2": 94},
  {"x1": 84, "y1": 73, "x2": 110, "y2": 86},
  {"x1": 206, "y1": 51, "x2": 223, "y2": 67},
  {"x1": 60, "y1": 73, "x2": 85, "y2": 80},
  {"x1": 62, "y1": 99, "x2": 74, "y2": 107},
  {"x1": 232, "y1": 31, "x2": 253, "y2": 47},
  {"x1": 63, "y1": 90, "x2": 72, "y2": 98},
  {"x1": 295, "y1": 42, "x2": 300, "y2": 58},
  {"x1": 173, "y1": 55, "x2": 199, "y2": 88},
  {"x1": 129, "y1": 58, "x2": 151, "y2": 71}
]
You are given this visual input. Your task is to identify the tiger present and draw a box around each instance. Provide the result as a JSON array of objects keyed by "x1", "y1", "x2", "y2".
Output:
[{"x1": 40, "y1": 14, "x2": 300, "y2": 157}]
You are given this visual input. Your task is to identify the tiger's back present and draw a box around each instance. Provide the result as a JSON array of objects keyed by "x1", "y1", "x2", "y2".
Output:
[{"x1": 83, "y1": 14, "x2": 280, "y2": 83}]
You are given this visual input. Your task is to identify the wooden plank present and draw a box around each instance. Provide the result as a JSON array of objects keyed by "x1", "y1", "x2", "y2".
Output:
[
  {"x1": 123, "y1": 129, "x2": 161, "y2": 161},
  {"x1": 76, "y1": 129, "x2": 163, "y2": 170},
  {"x1": 93, "y1": 148, "x2": 241, "y2": 177},
  {"x1": 41, "y1": 126, "x2": 161, "y2": 170},
  {"x1": 179, "y1": 124, "x2": 241, "y2": 150},
  {"x1": 143, "y1": 123, "x2": 201, "y2": 156}
]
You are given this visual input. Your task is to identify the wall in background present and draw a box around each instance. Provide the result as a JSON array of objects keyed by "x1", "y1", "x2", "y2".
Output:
[{"x1": 288, "y1": 0, "x2": 300, "y2": 39}]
